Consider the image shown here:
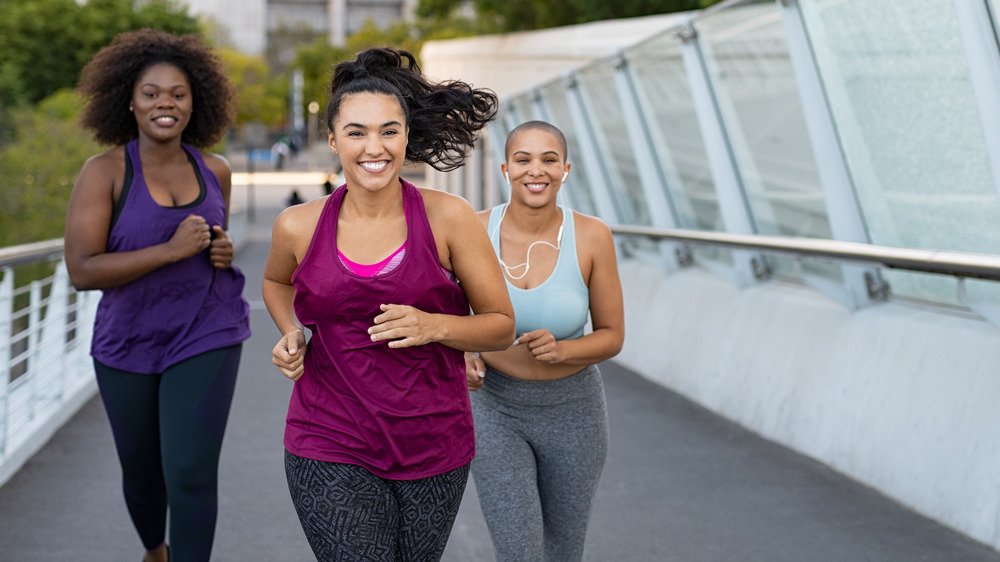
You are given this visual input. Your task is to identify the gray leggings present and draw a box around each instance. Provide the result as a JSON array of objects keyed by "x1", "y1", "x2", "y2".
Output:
[{"x1": 470, "y1": 364, "x2": 609, "y2": 562}]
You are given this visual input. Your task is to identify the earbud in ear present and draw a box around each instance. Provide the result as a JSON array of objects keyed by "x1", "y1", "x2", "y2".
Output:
[
  {"x1": 504, "y1": 171, "x2": 511, "y2": 184},
  {"x1": 561, "y1": 171, "x2": 569, "y2": 182}
]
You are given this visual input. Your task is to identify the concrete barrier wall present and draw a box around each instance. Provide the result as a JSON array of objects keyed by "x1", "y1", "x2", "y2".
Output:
[{"x1": 615, "y1": 257, "x2": 1000, "y2": 551}]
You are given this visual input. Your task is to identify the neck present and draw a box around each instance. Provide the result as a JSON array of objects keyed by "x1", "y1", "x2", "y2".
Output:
[
  {"x1": 136, "y1": 135, "x2": 186, "y2": 164},
  {"x1": 504, "y1": 201, "x2": 561, "y2": 236},
  {"x1": 342, "y1": 177, "x2": 404, "y2": 219}
]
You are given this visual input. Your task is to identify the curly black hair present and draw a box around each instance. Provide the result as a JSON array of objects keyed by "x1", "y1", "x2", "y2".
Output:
[
  {"x1": 78, "y1": 28, "x2": 234, "y2": 148},
  {"x1": 326, "y1": 48, "x2": 498, "y2": 172}
]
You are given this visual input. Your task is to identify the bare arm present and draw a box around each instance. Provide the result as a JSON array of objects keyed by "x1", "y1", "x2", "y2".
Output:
[
  {"x1": 262, "y1": 205, "x2": 317, "y2": 380},
  {"x1": 205, "y1": 153, "x2": 236, "y2": 269},
  {"x1": 369, "y1": 193, "x2": 515, "y2": 352},
  {"x1": 64, "y1": 152, "x2": 211, "y2": 290}
]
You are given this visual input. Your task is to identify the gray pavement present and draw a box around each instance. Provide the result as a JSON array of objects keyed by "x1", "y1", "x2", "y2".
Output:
[{"x1": 1, "y1": 204, "x2": 998, "y2": 561}]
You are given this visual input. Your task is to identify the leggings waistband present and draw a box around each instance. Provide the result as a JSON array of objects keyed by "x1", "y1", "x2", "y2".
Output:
[{"x1": 479, "y1": 364, "x2": 603, "y2": 407}]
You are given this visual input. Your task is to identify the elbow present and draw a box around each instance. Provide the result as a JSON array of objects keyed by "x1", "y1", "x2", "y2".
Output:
[
  {"x1": 482, "y1": 316, "x2": 516, "y2": 352},
  {"x1": 66, "y1": 266, "x2": 94, "y2": 291}
]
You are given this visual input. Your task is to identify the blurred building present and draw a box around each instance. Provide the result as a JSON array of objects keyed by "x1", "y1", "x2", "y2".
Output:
[{"x1": 174, "y1": 0, "x2": 415, "y2": 55}]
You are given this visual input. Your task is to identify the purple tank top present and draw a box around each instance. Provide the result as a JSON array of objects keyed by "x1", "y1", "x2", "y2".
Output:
[
  {"x1": 287, "y1": 180, "x2": 474, "y2": 479},
  {"x1": 91, "y1": 140, "x2": 251, "y2": 373}
]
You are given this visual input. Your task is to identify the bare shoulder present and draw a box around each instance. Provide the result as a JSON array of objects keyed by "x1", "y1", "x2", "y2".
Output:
[
  {"x1": 273, "y1": 196, "x2": 325, "y2": 238},
  {"x1": 418, "y1": 187, "x2": 476, "y2": 223},
  {"x1": 74, "y1": 146, "x2": 125, "y2": 191},
  {"x1": 572, "y1": 211, "x2": 614, "y2": 247},
  {"x1": 201, "y1": 151, "x2": 232, "y2": 179},
  {"x1": 475, "y1": 208, "x2": 491, "y2": 230}
]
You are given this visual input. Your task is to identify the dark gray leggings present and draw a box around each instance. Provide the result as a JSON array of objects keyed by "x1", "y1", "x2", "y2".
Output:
[
  {"x1": 470, "y1": 365, "x2": 609, "y2": 562},
  {"x1": 284, "y1": 452, "x2": 470, "y2": 561},
  {"x1": 94, "y1": 345, "x2": 241, "y2": 562}
]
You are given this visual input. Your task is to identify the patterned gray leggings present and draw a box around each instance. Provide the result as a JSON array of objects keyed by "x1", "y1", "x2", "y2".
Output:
[
  {"x1": 284, "y1": 452, "x2": 470, "y2": 561},
  {"x1": 470, "y1": 364, "x2": 609, "y2": 562}
]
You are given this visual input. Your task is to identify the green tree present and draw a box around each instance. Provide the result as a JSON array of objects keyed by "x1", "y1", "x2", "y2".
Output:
[
  {"x1": 415, "y1": 0, "x2": 720, "y2": 33},
  {"x1": 219, "y1": 48, "x2": 289, "y2": 129},
  {"x1": 0, "y1": 90, "x2": 99, "y2": 246}
]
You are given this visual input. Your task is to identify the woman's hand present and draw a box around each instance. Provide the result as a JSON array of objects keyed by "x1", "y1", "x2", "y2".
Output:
[
  {"x1": 368, "y1": 304, "x2": 441, "y2": 348},
  {"x1": 209, "y1": 226, "x2": 234, "y2": 269},
  {"x1": 166, "y1": 214, "x2": 211, "y2": 261},
  {"x1": 465, "y1": 352, "x2": 485, "y2": 391},
  {"x1": 272, "y1": 329, "x2": 306, "y2": 381},
  {"x1": 515, "y1": 329, "x2": 565, "y2": 365}
]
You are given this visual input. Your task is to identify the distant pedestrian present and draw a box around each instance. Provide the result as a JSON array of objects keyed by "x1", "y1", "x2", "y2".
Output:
[
  {"x1": 272, "y1": 139, "x2": 290, "y2": 170},
  {"x1": 286, "y1": 189, "x2": 304, "y2": 206},
  {"x1": 64, "y1": 28, "x2": 250, "y2": 562}
]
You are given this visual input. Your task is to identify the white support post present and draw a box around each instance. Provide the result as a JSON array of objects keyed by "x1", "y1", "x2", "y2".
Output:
[
  {"x1": 563, "y1": 73, "x2": 622, "y2": 224},
  {"x1": 954, "y1": 0, "x2": 1000, "y2": 209},
  {"x1": 27, "y1": 280, "x2": 42, "y2": 422},
  {"x1": 678, "y1": 20, "x2": 767, "y2": 285},
  {"x1": 0, "y1": 268, "x2": 12, "y2": 458},
  {"x1": 486, "y1": 122, "x2": 509, "y2": 205},
  {"x1": 777, "y1": 0, "x2": 887, "y2": 306},
  {"x1": 613, "y1": 52, "x2": 688, "y2": 271},
  {"x1": 49, "y1": 263, "x2": 69, "y2": 401}
]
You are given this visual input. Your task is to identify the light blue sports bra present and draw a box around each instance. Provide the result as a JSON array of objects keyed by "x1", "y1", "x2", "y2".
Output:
[{"x1": 488, "y1": 204, "x2": 590, "y2": 340}]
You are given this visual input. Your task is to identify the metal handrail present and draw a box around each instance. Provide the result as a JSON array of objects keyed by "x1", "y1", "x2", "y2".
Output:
[
  {"x1": 0, "y1": 239, "x2": 63, "y2": 269},
  {"x1": 610, "y1": 224, "x2": 1000, "y2": 281}
]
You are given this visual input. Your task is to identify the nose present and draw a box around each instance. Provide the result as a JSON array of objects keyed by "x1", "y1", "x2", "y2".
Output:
[{"x1": 365, "y1": 135, "x2": 384, "y2": 156}]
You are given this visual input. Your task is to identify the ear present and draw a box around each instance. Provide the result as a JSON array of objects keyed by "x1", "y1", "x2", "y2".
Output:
[{"x1": 328, "y1": 133, "x2": 337, "y2": 154}]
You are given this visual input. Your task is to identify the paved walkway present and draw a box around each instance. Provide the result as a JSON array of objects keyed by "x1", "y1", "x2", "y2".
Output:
[{"x1": 1, "y1": 203, "x2": 998, "y2": 561}]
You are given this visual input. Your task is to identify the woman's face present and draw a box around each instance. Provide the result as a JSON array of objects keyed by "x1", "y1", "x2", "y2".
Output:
[
  {"x1": 502, "y1": 128, "x2": 570, "y2": 208},
  {"x1": 131, "y1": 62, "x2": 192, "y2": 143},
  {"x1": 329, "y1": 93, "x2": 408, "y2": 195}
]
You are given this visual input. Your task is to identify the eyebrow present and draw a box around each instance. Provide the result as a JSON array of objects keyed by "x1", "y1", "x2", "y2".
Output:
[
  {"x1": 512, "y1": 150, "x2": 561, "y2": 157},
  {"x1": 342, "y1": 121, "x2": 403, "y2": 130}
]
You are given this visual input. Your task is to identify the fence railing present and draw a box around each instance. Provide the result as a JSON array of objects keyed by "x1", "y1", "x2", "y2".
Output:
[{"x1": 0, "y1": 238, "x2": 99, "y2": 487}]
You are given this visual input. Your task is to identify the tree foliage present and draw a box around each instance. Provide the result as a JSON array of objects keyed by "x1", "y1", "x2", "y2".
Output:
[
  {"x1": 0, "y1": 0, "x2": 200, "y2": 106},
  {"x1": 414, "y1": 0, "x2": 720, "y2": 33},
  {"x1": 219, "y1": 48, "x2": 288, "y2": 129},
  {"x1": 0, "y1": 90, "x2": 99, "y2": 246}
]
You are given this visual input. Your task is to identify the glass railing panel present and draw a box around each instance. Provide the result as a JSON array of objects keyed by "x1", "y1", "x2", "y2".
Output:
[
  {"x1": 696, "y1": 0, "x2": 838, "y2": 282},
  {"x1": 800, "y1": 0, "x2": 1000, "y2": 305},
  {"x1": 576, "y1": 61, "x2": 650, "y2": 226},
  {"x1": 536, "y1": 83, "x2": 598, "y2": 216},
  {"x1": 627, "y1": 29, "x2": 732, "y2": 267}
]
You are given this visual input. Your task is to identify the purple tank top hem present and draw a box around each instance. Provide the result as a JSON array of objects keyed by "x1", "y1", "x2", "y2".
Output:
[{"x1": 287, "y1": 179, "x2": 474, "y2": 480}]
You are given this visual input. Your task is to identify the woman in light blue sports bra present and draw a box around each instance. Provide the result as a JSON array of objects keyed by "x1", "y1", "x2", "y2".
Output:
[{"x1": 467, "y1": 121, "x2": 625, "y2": 561}]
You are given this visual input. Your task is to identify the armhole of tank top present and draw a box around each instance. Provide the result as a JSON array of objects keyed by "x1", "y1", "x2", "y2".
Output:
[
  {"x1": 291, "y1": 192, "x2": 336, "y2": 284},
  {"x1": 109, "y1": 145, "x2": 133, "y2": 230}
]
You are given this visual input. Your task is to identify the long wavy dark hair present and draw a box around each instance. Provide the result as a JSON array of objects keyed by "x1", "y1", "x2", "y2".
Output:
[
  {"x1": 326, "y1": 48, "x2": 498, "y2": 172},
  {"x1": 77, "y1": 28, "x2": 235, "y2": 148}
]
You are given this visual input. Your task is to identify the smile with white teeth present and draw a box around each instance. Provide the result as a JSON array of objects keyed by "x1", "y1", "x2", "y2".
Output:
[
  {"x1": 360, "y1": 161, "x2": 389, "y2": 173},
  {"x1": 524, "y1": 182, "x2": 548, "y2": 193},
  {"x1": 153, "y1": 116, "x2": 177, "y2": 126}
]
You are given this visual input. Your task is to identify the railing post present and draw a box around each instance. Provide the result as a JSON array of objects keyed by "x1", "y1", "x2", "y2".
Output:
[
  {"x1": 678, "y1": 19, "x2": 767, "y2": 285},
  {"x1": 612, "y1": 51, "x2": 688, "y2": 271},
  {"x1": 563, "y1": 72, "x2": 622, "y2": 224},
  {"x1": 27, "y1": 279, "x2": 42, "y2": 422},
  {"x1": 49, "y1": 263, "x2": 69, "y2": 401},
  {"x1": 776, "y1": 0, "x2": 887, "y2": 307},
  {"x1": 0, "y1": 267, "x2": 12, "y2": 458}
]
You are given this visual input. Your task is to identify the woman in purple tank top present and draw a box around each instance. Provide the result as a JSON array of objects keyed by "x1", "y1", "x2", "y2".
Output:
[
  {"x1": 64, "y1": 30, "x2": 249, "y2": 562},
  {"x1": 262, "y1": 48, "x2": 515, "y2": 561}
]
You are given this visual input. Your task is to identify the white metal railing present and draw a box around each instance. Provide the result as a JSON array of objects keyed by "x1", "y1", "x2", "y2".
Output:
[{"x1": 0, "y1": 238, "x2": 99, "y2": 487}]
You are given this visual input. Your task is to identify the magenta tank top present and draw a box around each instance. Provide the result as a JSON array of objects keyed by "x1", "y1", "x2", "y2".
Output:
[
  {"x1": 91, "y1": 140, "x2": 250, "y2": 373},
  {"x1": 287, "y1": 179, "x2": 474, "y2": 479}
]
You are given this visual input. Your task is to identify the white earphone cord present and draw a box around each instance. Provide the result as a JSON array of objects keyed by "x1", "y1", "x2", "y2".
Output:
[{"x1": 490, "y1": 203, "x2": 564, "y2": 281}]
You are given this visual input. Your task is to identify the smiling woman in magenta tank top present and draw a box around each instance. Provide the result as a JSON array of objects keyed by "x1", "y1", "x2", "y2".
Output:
[{"x1": 262, "y1": 48, "x2": 514, "y2": 561}]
